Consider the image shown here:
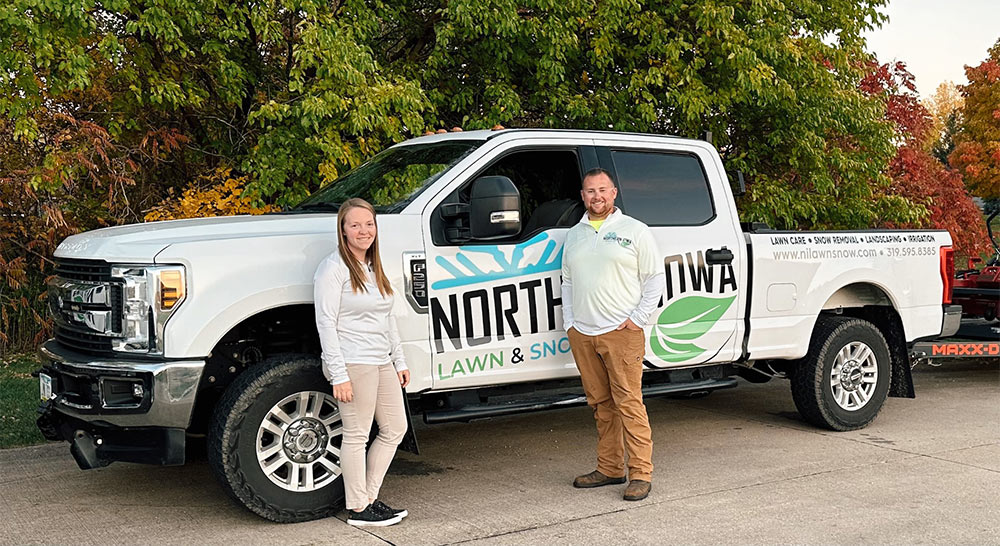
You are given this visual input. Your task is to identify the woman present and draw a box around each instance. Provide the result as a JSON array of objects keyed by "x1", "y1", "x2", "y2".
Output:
[{"x1": 314, "y1": 198, "x2": 410, "y2": 527}]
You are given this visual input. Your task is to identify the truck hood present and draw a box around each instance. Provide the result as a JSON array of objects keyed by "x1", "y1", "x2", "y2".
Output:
[{"x1": 54, "y1": 213, "x2": 346, "y2": 263}]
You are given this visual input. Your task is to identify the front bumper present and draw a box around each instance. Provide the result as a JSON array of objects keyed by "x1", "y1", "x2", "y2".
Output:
[{"x1": 36, "y1": 340, "x2": 205, "y2": 468}]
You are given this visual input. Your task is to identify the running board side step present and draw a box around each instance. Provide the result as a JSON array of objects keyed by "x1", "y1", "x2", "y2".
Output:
[{"x1": 422, "y1": 378, "x2": 738, "y2": 424}]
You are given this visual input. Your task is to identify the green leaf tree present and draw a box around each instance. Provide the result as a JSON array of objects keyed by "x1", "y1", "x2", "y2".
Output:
[
  {"x1": 0, "y1": 0, "x2": 433, "y2": 206},
  {"x1": 419, "y1": 0, "x2": 921, "y2": 229},
  {"x1": 3, "y1": 0, "x2": 923, "y2": 222},
  {"x1": 0, "y1": 0, "x2": 939, "y2": 354}
]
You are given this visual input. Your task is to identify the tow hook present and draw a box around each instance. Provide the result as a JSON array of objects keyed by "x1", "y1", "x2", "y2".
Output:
[{"x1": 70, "y1": 430, "x2": 111, "y2": 470}]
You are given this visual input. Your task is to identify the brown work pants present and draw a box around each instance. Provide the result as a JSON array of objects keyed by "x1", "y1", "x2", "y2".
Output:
[{"x1": 567, "y1": 327, "x2": 653, "y2": 481}]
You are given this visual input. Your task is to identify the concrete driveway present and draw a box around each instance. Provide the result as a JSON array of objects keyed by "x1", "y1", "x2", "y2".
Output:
[{"x1": 2, "y1": 359, "x2": 997, "y2": 545}]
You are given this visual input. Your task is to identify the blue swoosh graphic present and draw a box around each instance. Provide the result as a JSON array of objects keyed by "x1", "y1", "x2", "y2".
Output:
[{"x1": 432, "y1": 232, "x2": 563, "y2": 289}]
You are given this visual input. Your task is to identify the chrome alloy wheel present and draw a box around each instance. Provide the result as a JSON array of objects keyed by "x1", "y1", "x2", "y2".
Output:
[
  {"x1": 256, "y1": 391, "x2": 343, "y2": 492},
  {"x1": 829, "y1": 341, "x2": 879, "y2": 411}
]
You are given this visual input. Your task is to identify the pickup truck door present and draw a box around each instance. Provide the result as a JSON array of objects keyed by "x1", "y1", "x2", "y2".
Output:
[
  {"x1": 594, "y1": 141, "x2": 745, "y2": 367},
  {"x1": 423, "y1": 140, "x2": 600, "y2": 389}
]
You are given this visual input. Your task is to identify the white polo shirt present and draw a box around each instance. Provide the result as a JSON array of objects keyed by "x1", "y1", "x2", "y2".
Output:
[
  {"x1": 314, "y1": 252, "x2": 408, "y2": 385},
  {"x1": 561, "y1": 208, "x2": 664, "y2": 335}
]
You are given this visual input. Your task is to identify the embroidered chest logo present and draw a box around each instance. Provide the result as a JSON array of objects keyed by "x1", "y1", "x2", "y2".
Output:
[{"x1": 602, "y1": 231, "x2": 633, "y2": 248}]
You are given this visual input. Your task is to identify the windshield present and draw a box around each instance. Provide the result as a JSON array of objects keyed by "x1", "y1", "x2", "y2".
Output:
[{"x1": 293, "y1": 141, "x2": 480, "y2": 213}]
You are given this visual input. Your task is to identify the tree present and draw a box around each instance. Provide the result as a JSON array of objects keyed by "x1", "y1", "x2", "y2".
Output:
[
  {"x1": 0, "y1": 0, "x2": 434, "y2": 207},
  {"x1": 888, "y1": 147, "x2": 990, "y2": 257},
  {"x1": 2, "y1": 0, "x2": 922, "y2": 223},
  {"x1": 420, "y1": 0, "x2": 921, "y2": 230},
  {"x1": 922, "y1": 82, "x2": 963, "y2": 164},
  {"x1": 950, "y1": 39, "x2": 1000, "y2": 201},
  {"x1": 932, "y1": 108, "x2": 964, "y2": 166},
  {"x1": 862, "y1": 61, "x2": 990, "y2": 257},
  {"x1": 0, "y1": 106, "x2": 143, "y2": 354},
  {"x1": 924, "y1": 82, "x2": 964, "y2": 131},
  {"x1": 144, "y1": 168, "x2": 279, "y2": 221},
  {"x1": 1, "y1": 0, "x2": 937, "y2": 353}
]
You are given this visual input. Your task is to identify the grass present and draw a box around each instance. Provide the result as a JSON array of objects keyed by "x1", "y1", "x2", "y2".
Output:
[{"x1": 0, "y1": 354, "x2": 47, "y2": 449}]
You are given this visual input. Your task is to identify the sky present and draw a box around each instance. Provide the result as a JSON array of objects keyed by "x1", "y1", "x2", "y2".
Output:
[{"x1": 862, "y1": 0, "x2": 999, "y2": 99}]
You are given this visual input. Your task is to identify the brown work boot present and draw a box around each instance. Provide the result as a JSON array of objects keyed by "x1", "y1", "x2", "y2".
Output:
[
  {"x1": 573, "y1": 470, "x2": 626, "y2": 489},
  {"x1": 623, "y1": 479, "x2": 651, "y2": 501}
]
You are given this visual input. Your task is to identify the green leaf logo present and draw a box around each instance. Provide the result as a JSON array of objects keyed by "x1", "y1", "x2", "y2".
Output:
[{"x1": 649, "y1": 295, "x2": 736, "y2": 363}]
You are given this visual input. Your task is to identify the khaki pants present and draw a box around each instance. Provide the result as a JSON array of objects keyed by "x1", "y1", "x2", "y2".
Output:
[
  {"x1": 338, "y1": 363, "x2": 408, "y2": 510},
  {"x1": 567, "y1": 327, "x2": 653, "y2": 481}
]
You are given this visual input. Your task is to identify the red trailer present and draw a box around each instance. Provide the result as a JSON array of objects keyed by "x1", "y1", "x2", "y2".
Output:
[{"x1": 954, "y1": 208, "x2": 1000, "y2": 322}]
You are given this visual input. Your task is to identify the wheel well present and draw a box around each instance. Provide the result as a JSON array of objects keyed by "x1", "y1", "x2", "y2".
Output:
[
  {"x1": 188, "y1": 305, "x2": 320, "y2": 434},
  {"x1": 816, "y1": 283, "x2": 912, "y2": 396},
  {"x1": 828, "y1": 305, "x2": 913, "y2": 398},
  {"x1": 764, "y1": 280, "x2": 913, "y2": 399},
  {"x1": 822, "y1": 283, "x2": 892, "y2": 310}
]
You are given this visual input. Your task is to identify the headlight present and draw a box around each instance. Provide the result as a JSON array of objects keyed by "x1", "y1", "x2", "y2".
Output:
[
  {"x1": 159, "y1": 268, "x2": 185, "y2": 310},
  {"x1": 111, "y1": 265, "x2": 187, "y2": 354}
]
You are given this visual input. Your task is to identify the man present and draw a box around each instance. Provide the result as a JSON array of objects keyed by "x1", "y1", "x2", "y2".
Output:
[{"x1": 561, "y1": 167, "x2": 664, "y2": 501}]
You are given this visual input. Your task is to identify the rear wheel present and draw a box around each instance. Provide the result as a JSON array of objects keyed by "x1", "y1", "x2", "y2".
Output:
[
  {"x1": 208, "y1": 354, "x2": 345, "y2": 522},
  {"x1": 790, "y1": 317, "x2": 891, "y2": 431}
]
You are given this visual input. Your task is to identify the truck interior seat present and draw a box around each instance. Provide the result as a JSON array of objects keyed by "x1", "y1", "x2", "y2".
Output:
[{"x1": 523, "y1": 198, "x2": 586, "y2": 235}]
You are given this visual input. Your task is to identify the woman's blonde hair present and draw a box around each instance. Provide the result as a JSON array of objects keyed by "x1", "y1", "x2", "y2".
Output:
[{"x1": 337, "y1": 198, "x2": 393, "y2": 296}]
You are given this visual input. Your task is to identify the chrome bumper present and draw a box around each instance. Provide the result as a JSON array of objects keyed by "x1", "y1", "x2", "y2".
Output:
[
  {"x1": 941, "y1": 304, "x2": 962, "y2": 338},
  {"x1": 38, "y1": 341, "x2": 205, "y2": 429}
]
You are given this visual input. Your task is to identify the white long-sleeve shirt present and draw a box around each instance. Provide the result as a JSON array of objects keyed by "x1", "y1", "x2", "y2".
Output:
[
  {"x1": 314, "y1": 252, "x2": 407, "y2": 385},
  {"x1": 561, "y1": 208, "x2": 665, "y2": 335}
]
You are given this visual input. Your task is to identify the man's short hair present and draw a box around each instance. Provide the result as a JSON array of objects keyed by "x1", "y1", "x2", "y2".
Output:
[{"x1": 582, "y1": 167, "x2": 615, "y2": 186}]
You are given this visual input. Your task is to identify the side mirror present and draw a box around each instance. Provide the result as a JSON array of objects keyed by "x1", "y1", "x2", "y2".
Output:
[{"x1": 469, "y1": 176, "x2": 521, "y2": 239}]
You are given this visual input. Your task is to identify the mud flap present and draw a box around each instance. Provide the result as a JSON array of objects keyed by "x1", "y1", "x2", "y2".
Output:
[
  {"x1": 889, "y1": 341, "x2": 915, "y2": 398},
  {"x1": 366, "y1": 388, "x2": 420, "y2": 455},
  {"x1": 398, "y1": 395, "x2": 420, "y2": 455}
]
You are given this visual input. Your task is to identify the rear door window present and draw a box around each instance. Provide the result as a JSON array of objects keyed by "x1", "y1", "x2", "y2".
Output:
[{"x1": 610, "y1": 151, "x2": 715, "y2": 226}]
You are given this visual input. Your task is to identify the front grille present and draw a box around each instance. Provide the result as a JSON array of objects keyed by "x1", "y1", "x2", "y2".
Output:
[
  {"x1": 52, "y1": 258, "x2": 120, "y2": 355},
  {"x1": 110, "y1": 284, "x2": 123, "y2": 332},
  {"x1": 55, "y1": 326, "x2": 114, "y2": 354},
  {"x1": 54, "y1": 258, "x2": 113, "y2": 282}
]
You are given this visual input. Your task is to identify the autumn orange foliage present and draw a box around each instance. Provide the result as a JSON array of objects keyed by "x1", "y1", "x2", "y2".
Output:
[
  {"x1": 862, "y1": 61, "x2": 991, "y2": 258},
  {"x1": 0, "y1": 108, "x2": 202, "y2": 355},
  {"x1": 0, "y1": 112, "x2": 134, "y2": 353},
  {"x1": 144, "y1": 168, "x2": 280, "y2": 222},
  {"x1": 0, "y1": 179, "x2": 72, "y2": 349},
  {"x1": 887, "y1": 148, "x2": 990, "y2": 257},
  {"x1": 949, "y1": 40, "x2": 1000, "y2": 200}
]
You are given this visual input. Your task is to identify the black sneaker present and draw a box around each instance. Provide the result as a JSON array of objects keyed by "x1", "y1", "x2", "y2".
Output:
[
  {"x1": 346, "y1": 504, "x2": 402, "y2": 527},
  {"x1": 372, "y1": 499, "x2": 408, "y2": 519}
]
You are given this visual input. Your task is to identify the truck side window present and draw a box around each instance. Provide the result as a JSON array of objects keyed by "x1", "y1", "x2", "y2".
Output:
[
  {"x1": 611, "y1": 151, "x2": 715, "y2": 226},
  {"x1": 434, "y1": 148, "x2": 584, "y2": 244},
  {"x1": 483, "y1": 149, "x2": 583, "y2": 236}
]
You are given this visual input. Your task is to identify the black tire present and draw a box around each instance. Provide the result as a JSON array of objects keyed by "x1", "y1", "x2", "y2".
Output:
[
  {"x1": 790, "y1": 317, "x2": 892, "y2": 431},
  {"x1": 208, "y1": 354, "x2": 344, "y2": 523}
]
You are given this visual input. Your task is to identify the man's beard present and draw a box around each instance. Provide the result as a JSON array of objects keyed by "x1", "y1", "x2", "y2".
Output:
[{"x1": 587, "y1": 201, "x2": 611, "y2": 218}]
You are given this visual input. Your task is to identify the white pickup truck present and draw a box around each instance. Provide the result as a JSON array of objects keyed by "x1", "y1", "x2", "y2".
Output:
[{"x1": 36, "y1": 129, "x2": 960, "y2": 522}]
